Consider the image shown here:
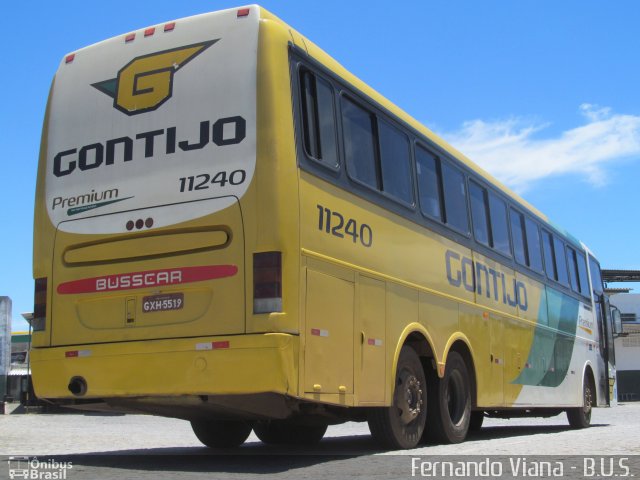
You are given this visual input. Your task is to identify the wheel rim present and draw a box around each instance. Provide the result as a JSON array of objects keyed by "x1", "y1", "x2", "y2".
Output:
[
  {"x1": 396, "y1": 368, "x2": 423, "y2": 425},
  {"x1": 583, "y1": 384, "x2": 592, "y2": 421},
  {"x1": 446, "y1": 370, "x2": 467, "y2": 426}
]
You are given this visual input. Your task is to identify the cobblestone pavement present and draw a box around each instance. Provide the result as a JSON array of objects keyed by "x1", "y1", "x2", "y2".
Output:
[{"x1": 1, "y1": 402, "x2": 639, "y2": 479}]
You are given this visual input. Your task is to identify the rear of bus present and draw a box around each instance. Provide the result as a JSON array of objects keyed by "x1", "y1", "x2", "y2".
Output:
[{"x1": 31, "y1": 6, "x2": 303, "y2": 439}]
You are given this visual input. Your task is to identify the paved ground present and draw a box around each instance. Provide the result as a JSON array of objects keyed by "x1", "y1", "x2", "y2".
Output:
[{"x1": 1, "y1": 402, "x2": 639, "y2": 479}]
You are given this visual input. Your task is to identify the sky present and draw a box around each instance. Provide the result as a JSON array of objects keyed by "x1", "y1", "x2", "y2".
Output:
[{"x1": 2, "y1": 1, "x2": 640, "y2": 332}]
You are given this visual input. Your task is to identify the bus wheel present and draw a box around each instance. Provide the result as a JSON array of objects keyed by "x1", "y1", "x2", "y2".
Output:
[
  {"x1": 566, "y1": 376, "x2": 593, "y2": 428},
  {"x1": 469, "y1": 411, "x2": 484, "y2": 431},
  {"x1": 190, "y1": 419, "x2": 252, "y2": 448},
  {"x1": 368, "y1": 346, "x2": 427, "y2": 449},
  {"x1": 425, "y1": 351, "x2": 471, "y2": 443},
  {"x1": 253, "y1": 420, "x2": 327, "y2": 445}
]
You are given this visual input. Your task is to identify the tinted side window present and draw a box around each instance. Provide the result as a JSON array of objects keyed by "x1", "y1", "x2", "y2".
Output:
[
  {"x1": 567, "y1": 246, "x2": 581, "y2": 293},
  {"x1": 510, "y1": 209, "x2": 527, "y2": 266},
  {"x1": 342, "y1": 97, "x2": 378, "y2": 188},
  {"x1": 577, "y1": 251, "x2": 590, "y2": 297},
  {"x1": 489, "y1": 193, "x2": 511, "y2": 257},
  {"x1": 525, "y1": 218, "x2": 544, "y2": 273},
  {"x1": 589, "y1": 256, "x2": 604, "y2": 296},
  {"x1": 542, "y1": 230, "x2": 557, "y2": 281},
  {"x1": 554, "y1": 237, "x2": 569, "y2": 286},
  {"x1": 300, "y1": 69, "x2": 338, "y2": 168},
  {"x1": 415, "y1": 146, "x2": 442, "y2": 221},
  {"x1": 441, "y1": 162, "x2": 469, "y2": 234},
  {"x1": 469, "y1": 181, "x2": 489, "y2": 246},
  {"x1": 378, "y1": 119, "x2": 413, "y2": 204}
]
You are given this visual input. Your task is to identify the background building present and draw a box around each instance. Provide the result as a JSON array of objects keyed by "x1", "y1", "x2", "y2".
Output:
[
  {"x1": 0, "y1": 297, "x2": 11, "y2": 414},
  {"x1": 8, "y1": 331, "x2": 31, "y2": 403},
  {"x1": 608, "y1": 293, "x2": 640, "y2": 401},
  {"x1": 603, "y1": 270, "x2": 640, "y2": 401}
]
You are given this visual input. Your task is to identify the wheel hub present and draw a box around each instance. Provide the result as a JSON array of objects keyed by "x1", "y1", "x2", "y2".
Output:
[
  {"x1": 583, "y1": 386, "x2": 593, "y2": 416},
  {"x1": 398, "y1": 372, "x2": 423, "y2": 424}
]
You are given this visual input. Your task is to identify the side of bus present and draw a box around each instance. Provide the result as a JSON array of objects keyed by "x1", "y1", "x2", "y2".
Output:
[
  {"x1": 264, "y1": 13, "x2": 613, "y2": 447},
  {"x1": 30, "y1": 8, "x2": 614, "y2": 450}
]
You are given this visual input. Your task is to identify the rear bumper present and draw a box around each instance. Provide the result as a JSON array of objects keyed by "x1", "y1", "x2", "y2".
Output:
[{"x1": 31, "y1": 333, "x2": 298, "y2": 401}]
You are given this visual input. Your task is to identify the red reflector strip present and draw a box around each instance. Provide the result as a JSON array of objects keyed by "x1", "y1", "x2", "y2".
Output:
[
  {"x1": 65, "y1": 54, "x2": 75, "y2": 64},
  {"x1": 237, "y1": 8, "x2": 250, "y2": 17},
  {"x1": 65, "y1": 350, "x2": 91, "y2": 358},
  {"x1": 311, "y1": 328, "x2": 329, "y2": 337},
  {"x1": 164, "y1": 22, "x2": 176, "y2": 32},
  {"x1": 195, "y1": 341, "x2": 230, "y2": 351},
  {"x1": 144, "y1": 27, "x2": 155, "y2": 37},
  {"x1": 125, "y1": 33, "x2": 136, "y2": 43}
]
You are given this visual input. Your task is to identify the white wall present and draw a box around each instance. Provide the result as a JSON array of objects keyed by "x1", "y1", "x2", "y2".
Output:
[{"x1": 610, "y1": 293, "x2": 640, "y2": 372}]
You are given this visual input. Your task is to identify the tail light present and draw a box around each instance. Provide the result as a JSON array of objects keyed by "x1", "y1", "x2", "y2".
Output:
[
  {"x1": 33, "y1": 277, "x2": 48, "y2": 331},
  {"x1": 253, "y1": 252, "x2": 282, "y2": 314}
]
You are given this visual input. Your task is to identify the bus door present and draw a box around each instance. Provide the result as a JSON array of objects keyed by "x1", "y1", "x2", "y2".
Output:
[{"x1": 588, "y1": 256, "x2": 615, "y2": 405}]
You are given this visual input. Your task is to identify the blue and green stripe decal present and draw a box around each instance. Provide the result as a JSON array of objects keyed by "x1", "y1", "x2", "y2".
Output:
[{"x1": 514, "y1": 287, "x2": 579, "y2": 387}]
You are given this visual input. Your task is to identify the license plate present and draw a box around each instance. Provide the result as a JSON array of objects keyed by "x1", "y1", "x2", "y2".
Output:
[{"x1": 142, "y1": 293, "x2": 184, "y2": 313}]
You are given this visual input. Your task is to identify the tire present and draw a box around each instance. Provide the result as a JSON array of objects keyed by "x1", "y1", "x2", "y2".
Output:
[
  {"x1": 190, "y1": 419, "x2": 252, "y2": 448},
  {"x1": 469, "y1": 411, "x2": 484, "y2": 431},
  {"x1": 424, "y1": 351, "x2": 471, "y2": 444},
  {"x1": 567, "y1": 376, "x2": 593, "y2": 429},
  {"x1": 368, "y1": 346, "x2": 427, "y2": 449},
  {"x1": 253, "y1": 420, "x2": 327, "y2": 445}
]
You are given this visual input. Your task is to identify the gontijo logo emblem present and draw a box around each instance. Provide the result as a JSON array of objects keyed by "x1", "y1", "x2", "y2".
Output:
[{"x1": 92, "y1": 40, "x2": 218, "y2": 115}]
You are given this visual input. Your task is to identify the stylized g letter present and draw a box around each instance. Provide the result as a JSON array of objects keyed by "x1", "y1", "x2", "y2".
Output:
[{"x1": 92, "y1": 40, "x2": 217, "y2": 115}]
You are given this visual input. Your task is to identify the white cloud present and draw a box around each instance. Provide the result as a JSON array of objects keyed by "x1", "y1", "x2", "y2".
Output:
[{"x1": 438, "y1": 105, "x2": 640, "y2": 192}]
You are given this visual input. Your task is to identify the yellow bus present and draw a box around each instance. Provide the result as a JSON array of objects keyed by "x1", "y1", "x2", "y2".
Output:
[{"x1": 31, "y1": 5, "x2": 617, "y2": 449}]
